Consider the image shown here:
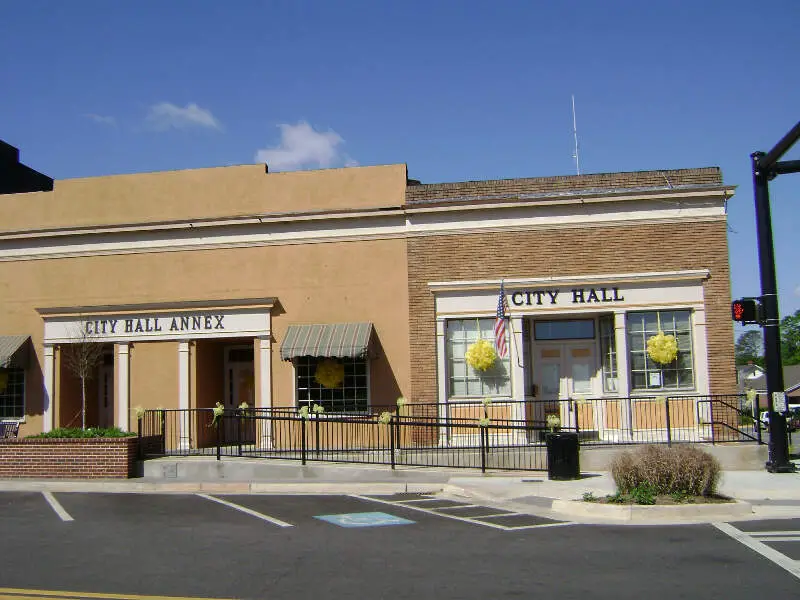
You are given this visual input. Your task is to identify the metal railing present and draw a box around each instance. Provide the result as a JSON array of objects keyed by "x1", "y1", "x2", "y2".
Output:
[
  {"x1": 138, "y1": 407, "x2": 549, "y2": 472},
  {"x1": 137, "y1": 394, "x2": 763, "y2": 472},
  {"x1": 400, "y1": 394, "x2": 764, "y2": 447}
]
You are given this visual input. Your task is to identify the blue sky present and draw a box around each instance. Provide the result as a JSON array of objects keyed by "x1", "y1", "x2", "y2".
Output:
[{"x1": 1, "y1": 1, "x2": 799, "y2": 327}]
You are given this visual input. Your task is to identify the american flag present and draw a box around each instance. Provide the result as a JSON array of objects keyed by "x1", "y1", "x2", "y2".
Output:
[{"x1": 494, "y1": 281, "x2": 509, "y2": 359}]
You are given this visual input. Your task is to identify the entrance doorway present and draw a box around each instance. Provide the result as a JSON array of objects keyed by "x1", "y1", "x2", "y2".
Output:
[
  {"x1": 223, "y1": 345, "x2": 255, "y2": 446},
  {"x1": 529, "y1": 321, "x2": 598, "y2": 437},
  {"x1": 533, "y1": 342, "x2": 595, "y2": 403},
  {"x1": 224, "y1": 346, "x2": 255, "y2": 409}
]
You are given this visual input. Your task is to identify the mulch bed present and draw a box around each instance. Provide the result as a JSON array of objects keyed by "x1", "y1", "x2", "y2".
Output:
[{"x1": 588, "y1": 494, "x2": 733, "y2": 505}]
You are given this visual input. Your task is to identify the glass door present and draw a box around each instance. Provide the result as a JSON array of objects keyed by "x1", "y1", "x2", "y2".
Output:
[{"x1": 531, "y1": 342, "x2": 597, "y2": 433}]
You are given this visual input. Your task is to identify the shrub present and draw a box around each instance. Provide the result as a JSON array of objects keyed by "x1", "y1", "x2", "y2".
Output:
[
  {"x1": 629, "y1": 482, "x2": 657, "y2": 505},
  {"x1": 610, "y1": 445, "x2": 721, "y2": 497},
  {"x1": 28, "y1": 427, "x2": 134, "y2": 439}
]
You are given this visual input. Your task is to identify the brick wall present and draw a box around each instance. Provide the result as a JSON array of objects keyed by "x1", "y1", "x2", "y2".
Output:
[
  {"x1": 407, "y1": 220, "x2": 736, "y2": 404},
  {"x1": 0, "y1": 437, "x2": 138, "y2": 479},
  {"x1": 406, "y1": 167, "x2": 723, "y2": 203}
]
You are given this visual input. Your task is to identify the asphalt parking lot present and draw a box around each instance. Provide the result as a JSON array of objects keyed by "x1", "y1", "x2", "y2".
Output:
[{"x1": 1, "y1": 491, "x2": 799, "y2": 599}]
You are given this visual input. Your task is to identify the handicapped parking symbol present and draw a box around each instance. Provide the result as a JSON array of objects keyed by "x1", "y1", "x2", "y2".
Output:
[{"x1": 314, "y1": 512, "x2": 415, "y2": 528}]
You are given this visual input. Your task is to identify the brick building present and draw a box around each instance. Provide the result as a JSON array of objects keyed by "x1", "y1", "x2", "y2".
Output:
[{"x1": 0, "y1": 144, "x2": 736, "y2": 445}]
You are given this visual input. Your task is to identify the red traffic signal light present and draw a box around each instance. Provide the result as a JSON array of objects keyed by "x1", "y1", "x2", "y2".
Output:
[{"x1": 732, "y1": 299, "x2": 759, "y2": 323}]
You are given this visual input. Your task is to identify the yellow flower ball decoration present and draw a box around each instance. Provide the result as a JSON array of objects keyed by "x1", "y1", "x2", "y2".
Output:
[
  {"x1": 314, "y1": 359, "x2": 345, "y2": 389},
  {"x1": 646, "y1": 331, "x2": 678, "y2": 365},
  {"x1": 465, "y1": 339, "x2": 497, "y2": 372}
]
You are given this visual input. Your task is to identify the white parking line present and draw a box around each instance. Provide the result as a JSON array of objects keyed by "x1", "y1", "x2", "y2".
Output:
[
  {"x1": 196, "y1": 494, "x2": 294, "y2": 528},
  {"x1": 397, "y1": 497, "x2": 442, "y2": 504},
  {"x1": 750, "y1": 530, "x2": 800, "y2": 539},
  {"x1": 42, "y1": 492, "x2": 73, "y2": 522},
  {"x1": 353, "y1": 494, "x2": 574, "y2": 531},
  {"x1": 714, "y1": 522, "x2": 800, "y2": 580}
]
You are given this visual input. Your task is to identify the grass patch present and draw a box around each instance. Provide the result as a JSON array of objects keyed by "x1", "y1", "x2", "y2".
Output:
[
  {"x1": 588, "y1": 492, "x2": 731, "y2": 505},
  {"x1": 28, "y1": 427, "x2": 134, "y2": 439}
]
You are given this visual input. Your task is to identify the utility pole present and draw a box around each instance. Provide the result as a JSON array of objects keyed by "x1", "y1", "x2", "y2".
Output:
[{"x1": 751, "y1": 120, "x2": 800, "y2": 473}]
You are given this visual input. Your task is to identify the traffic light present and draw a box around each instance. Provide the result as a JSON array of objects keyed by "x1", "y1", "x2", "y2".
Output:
[{"x1": 731, "y1": 298, "x2": 761, "y2": 324}]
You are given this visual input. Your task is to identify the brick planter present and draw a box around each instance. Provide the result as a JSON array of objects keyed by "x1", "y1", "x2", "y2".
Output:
[{"x1": 0, "y1": 436, "x2": 138, "y2": 479}]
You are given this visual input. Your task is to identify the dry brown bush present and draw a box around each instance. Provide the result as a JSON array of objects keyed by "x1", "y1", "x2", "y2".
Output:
[{"x1": 610, "y1": 445, "x2": 721, "y2": 497}]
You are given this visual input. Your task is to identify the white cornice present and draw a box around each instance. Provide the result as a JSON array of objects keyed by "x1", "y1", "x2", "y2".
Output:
[
  {"x1": 0, "y1": 187, "x2": 730, "y2": 262},
  {"x1": 428, "y1": 270, "x2": 711, "y2": 292},
  {"x1": 0, "y1": 185, "x2": 731, "y2": 241}
]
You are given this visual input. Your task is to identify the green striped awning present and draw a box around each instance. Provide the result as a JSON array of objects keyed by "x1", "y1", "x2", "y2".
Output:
[
  {"x1": 280, "y1": 323, "x2": 373, "y2": 361},
  {"x1": 0, "y1": 336, "x2": 30, "y2": 369}
]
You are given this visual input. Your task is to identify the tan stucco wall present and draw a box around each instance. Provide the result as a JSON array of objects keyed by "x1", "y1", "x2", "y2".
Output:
[
  {"x1": 128, "y1": 342, "x2": 180, "y2": 411},
  {"x1": 0, "y1": 163, "x2": 408, "y2": 233},
  {"x1": 0, "y1": 235, "x2": 411, "y2": 432}
]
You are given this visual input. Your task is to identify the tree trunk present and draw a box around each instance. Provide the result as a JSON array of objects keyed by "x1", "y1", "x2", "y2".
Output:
[{"x1": 81, "y1": 377, "x2": 86, "y2": 430}]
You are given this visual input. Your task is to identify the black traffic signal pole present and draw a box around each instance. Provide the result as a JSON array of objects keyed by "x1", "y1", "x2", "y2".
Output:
[{"x1": 751, "y1": 120, "x2": 800, "y2": 473}]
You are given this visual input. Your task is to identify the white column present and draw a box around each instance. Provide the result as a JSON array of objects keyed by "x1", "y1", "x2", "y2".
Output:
[
  {"x1": 42, "y1": 344, "x2": 55, "y2": 433},
  {"x1": 116, "y1": 344, "x2": 130, "y2": 431},
  {"x1": 614, "y1": 311, "x2": 632, "y2": 440},
  {"x1": 257, "y1": 336, "x2": 272, "y2": 448},
  {"x1": 178, "y1": 342, "x2": 190, "y2": 449},
  {"x1": 435, "y1": 318, "x2": 448, "y2": 446},
  {"x1": 509, "y1": 316, "x2": 526, "y2": 443},
  {"x1": 693, "y1": 308, "x2": 712, "y2": 440},
  {"x1": 692, "y1": 308, "x2": 710, "y2": 395}
]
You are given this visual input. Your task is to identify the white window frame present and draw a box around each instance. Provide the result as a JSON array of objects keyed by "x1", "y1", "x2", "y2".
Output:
[
  {"x1": 0, "y1": 367, "x2": 26, "y2": 421},
  {"x1": 627, "y1": 309, "x2": 695, "y2": 392},
  {"x1": 445, "y1": 318, "x2": 511, "y2": 399}
]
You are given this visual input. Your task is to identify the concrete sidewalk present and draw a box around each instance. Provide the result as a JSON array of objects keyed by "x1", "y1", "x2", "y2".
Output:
[{"x1": 1, "y1": 458, "x2": 799, "y2": 524}]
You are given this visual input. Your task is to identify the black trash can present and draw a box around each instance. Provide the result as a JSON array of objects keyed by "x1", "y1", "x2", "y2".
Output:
[{"x1": 546, "y1": 432, "x2": 580, "y2": 480}]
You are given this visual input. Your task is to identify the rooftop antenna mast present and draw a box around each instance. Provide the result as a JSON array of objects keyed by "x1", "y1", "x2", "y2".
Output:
[{"x1": 571, "y1": 94, "x2": 581, "y2": 175}]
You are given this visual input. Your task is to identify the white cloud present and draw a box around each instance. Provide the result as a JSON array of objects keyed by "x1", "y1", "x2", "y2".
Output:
[
  {"x1": 254, "y1": 121, "x2": 356, "y2": 171},
  {"x1": 794, "y1": 285, "x2": 800, "y2": 297},
  {"x1": 145, "y1": 102, "x2": 222, "y2": 131},
  {"x1": 85, "y1": 114, "x2": 117, "y2": 127}
]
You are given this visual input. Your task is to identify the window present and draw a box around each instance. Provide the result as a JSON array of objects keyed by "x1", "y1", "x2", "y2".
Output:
[
  {"x1": 534, "y1": 319, "x2": 595, "y2": 340},
  {"x1": 0, "y1": 368, "x2": 24, "y2": 419},
  {"x1": 446, "y1": 319, "x2": 510, "y2": 397},
  {"x1": 627, "y1": 310, "x2": 694, "y2": 391},
  {"x1": 599, "y1": 315, "x2": 618, "y2": 392},
  {"x1": 296, "y1": 357, "x2": 369, "y2": 413}
]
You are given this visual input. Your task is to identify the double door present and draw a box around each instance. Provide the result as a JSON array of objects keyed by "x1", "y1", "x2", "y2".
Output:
[{"x1": 532, "y1": 342, "x2": 596, "y2": 431}]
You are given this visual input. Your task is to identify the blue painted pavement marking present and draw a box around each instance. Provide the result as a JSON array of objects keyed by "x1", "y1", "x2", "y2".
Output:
[{"x1": 314, "y1": 511, "x2": 415, "y2": 528}]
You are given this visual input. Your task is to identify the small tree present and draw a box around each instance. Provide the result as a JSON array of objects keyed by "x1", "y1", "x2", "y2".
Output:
[
  {"x1": 735, "y1": 329, "x2": 764, "y2": 367},
  {"x1": 62, "y1": 321, "x2": 105, "y2": 429},
  {"x1": 781, "y1": 309, "x2": 800, "y2": 366}
]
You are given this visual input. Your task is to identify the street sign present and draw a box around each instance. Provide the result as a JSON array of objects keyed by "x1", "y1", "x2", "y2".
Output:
[{"x1": 773, "y1": 391, "x2": 788, "y2": 413}]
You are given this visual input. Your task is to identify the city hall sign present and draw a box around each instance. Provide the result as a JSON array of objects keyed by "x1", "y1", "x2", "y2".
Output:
[
  {"x1": 510, "y1": 287, "x2": 625, "y2": 306},
  {"x1": 43, "y1": 308, "x2": 271, "y2": 344}
]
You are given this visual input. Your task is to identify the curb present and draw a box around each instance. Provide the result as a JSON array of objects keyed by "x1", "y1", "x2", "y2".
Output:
[
  {"x1": 550, "y1": 499, "x2": 754, "y2": 523},
  {"x1": 0, "y1": 479, "x2": 445, "y2": 495}
]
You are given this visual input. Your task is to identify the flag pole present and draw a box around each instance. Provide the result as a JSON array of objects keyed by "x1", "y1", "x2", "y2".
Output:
[
  {"x1": 499, "y1": 279, "x2": 523, "y2": 368},
  {"x1": 507, "y1": 303, "x2": 523, "y2": 369}
]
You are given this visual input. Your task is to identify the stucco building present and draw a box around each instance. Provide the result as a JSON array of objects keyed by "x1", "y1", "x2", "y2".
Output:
[{"x1": 0, "y1": 145, "x2": 737, "y2": 445}]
